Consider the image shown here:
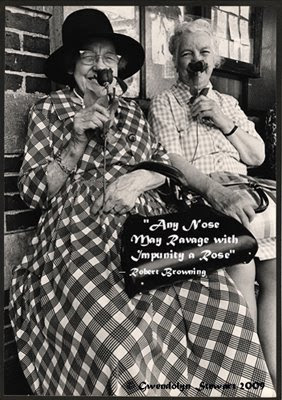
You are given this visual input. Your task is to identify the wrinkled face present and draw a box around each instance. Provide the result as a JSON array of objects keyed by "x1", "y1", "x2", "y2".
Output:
[
  {"x1": 73, "y1": 38, "x2": 119, "y2": 96},
  {"x1": 177, "y1": 31, "x2": 215, "y2": 90}
]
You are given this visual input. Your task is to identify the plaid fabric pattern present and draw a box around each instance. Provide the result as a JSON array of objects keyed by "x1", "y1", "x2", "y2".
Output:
[
  {"x1": 149, "y1": 83, "x2": 275, "y2": 261},
  {"x1": 148, "y1": 81, "x2": 263, "y2": 175},
  {"x1": 10, "y1": 89, "x2": 275, "y2": 396}
]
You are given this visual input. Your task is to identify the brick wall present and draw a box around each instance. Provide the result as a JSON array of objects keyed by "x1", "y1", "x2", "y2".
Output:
[{"x1": 4, "y1": 6, "x2": 52, "y2": 394}]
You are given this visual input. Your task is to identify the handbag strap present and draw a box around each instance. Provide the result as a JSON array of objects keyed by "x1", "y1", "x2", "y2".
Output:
[
  {"x1": 219, "y1": 181, "x2": 269, "y2": 213},
  {"x1": 131, "y1": 161, "x2": 267, "y2": 214}
]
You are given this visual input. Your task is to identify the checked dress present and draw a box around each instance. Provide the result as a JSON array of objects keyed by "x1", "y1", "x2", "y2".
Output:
[{"x1": 10, "y1": 88, "x2": 275, "y2": 396}]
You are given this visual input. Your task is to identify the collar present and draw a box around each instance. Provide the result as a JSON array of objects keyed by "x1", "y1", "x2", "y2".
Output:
[
  {"x1": 50, "y1": 86, "x2": 131, "y2": 123},
  {"x1": 50, "y1": 81, "x2": 125, "y2": 121},
  {"x1": 171, "y1": 80, "x2": 213, "y2": 106},
  {"x1": 50, "y1": 87, "x2": 82, "y2": 121}
]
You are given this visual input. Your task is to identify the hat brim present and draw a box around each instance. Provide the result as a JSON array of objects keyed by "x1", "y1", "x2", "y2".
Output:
[{"x1": 45, "y1": 32, "x2": 145, "y2": 86}]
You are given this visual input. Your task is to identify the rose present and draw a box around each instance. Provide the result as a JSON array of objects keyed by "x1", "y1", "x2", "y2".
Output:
[{"x1": 96, "y1": 68, "x2": 113, "y2": 86}]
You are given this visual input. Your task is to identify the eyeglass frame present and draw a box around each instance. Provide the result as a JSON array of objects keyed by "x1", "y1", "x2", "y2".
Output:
[{"x1": 79, "y1": 50, "x2": 121, "y2": 66}]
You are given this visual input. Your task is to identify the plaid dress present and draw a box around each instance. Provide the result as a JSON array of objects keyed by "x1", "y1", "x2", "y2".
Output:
[
  {"x1": 9, "y1": 88, "x2": 275, "y2": 396},
  {"x1": 148, "y1": 82, "x2": 275, "y2": 261}
]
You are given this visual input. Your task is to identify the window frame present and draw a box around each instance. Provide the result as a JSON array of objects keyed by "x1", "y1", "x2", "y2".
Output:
[{"x1": 187, "y1": 6, "x2": 263, "y2": 79}]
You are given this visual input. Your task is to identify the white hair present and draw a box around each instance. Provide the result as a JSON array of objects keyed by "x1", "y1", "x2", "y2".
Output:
[{"x1": 169, "y1": 18, "x2": 222, "y2": 68}]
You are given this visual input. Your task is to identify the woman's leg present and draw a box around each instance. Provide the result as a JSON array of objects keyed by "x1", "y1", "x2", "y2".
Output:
[
  {"x1": 256, "y1": 258, "x2": 276, "y2": 388},
  {"x1": 227, "y1": 260, "x2": 257, "y2": 327}
]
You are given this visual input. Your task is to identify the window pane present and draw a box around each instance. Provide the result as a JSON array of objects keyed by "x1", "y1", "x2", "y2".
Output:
[
  {"x1": 64, "y1": 6, "x2": 140, "y2": 97},
  {"x1": 211, "y1": 6, "x2": 253, "y2": 63},
  {"x1": 145, "y1": 6, "x2": 184, "y2": 97}
]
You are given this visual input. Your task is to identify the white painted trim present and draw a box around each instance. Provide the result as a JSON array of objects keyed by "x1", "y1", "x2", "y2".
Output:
[
  {"x1": 5, "y1": 48, "x2": 49, "y2": 58},
  {"x1": 6, "y1": 6, "x2": 51, "y2": 19},
  {"x1": 5, "y1": 27, "x2": 49, "y2": 40},
  {"x1": 5, "y1": 71, "x2": 47, "y2": 78}
]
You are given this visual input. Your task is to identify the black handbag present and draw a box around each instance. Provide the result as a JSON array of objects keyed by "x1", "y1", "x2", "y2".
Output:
[{"x1": 120, "y1": 162, "x2": 259, "y2": 298}]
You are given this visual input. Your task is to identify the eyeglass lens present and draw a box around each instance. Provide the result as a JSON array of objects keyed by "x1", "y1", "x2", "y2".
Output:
[{"x1": 79, "y1": 51, "x2": 120, "y2": 66}]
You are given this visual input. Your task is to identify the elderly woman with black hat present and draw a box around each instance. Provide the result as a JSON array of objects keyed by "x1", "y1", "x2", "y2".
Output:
[{"x1": 9, "y1": 9, "x2": 275, "y2": 396}]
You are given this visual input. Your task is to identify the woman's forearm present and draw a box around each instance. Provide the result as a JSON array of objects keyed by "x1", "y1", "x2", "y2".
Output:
[
  {"x1": 217, "y1": 116, "x2": 265, "y2": 166},
  {"x1": 90, "y1": 169, "x2": 166, "y2": 215},
  {"x1": 169, "y1": 153, "x2": 258, "y2": 225},
  {"x1": 226, "y1": 126, "x2": 265, "y2": 166},
  {"x1": 168, "y1": 153, "x2": 217, "y2": 199},
  {"x1": 47, "y1": 141, "x2": 85, "y2": 197},
  {"x1": 128, "y1": 170, "x2": 166, "y2": 194}
]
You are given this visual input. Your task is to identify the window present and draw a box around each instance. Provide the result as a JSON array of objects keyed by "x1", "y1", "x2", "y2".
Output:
[
  {"x1": 211, "y1": 6, "x2": 253, "y2": 63},
  {"x1": 144, "y1": 6, "x2": 184, "y2": 97}
]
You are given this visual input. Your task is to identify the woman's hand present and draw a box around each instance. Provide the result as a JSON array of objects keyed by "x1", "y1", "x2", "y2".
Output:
[
  {"x1": 206, "y1": 183, "x2": 257, "y2": 228},
  {"x1": 73, "y1": 103, "x2": 110, "y2": 145},
  {"x1": 91, "y1": 170, "x2": 165, "y2": 215},
  {"x1": 191, "y1": 96, "x2": 265, "y2": 165},
  {"x1": 191, "y1": 95, "x2": 234, "y2": 134},
  {"x1": 169, "y1": 152, "x2": 258, "y2": 227},
  {"x1": 92, "y1": 175, "x2": 141, "y2": 215}
]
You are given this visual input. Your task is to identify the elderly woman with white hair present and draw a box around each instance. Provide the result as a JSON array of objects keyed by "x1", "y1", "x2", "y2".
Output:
[{"x1": 149, "y1": 18, "x2": 276, "y2": 387}]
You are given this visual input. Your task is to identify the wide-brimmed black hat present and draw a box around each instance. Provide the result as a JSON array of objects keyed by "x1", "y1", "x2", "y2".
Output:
[{"x1": 45, "y1": 8, "x2": 145, "y2": 85}]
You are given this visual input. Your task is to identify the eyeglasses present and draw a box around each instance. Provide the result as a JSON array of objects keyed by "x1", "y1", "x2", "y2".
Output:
[{"x1": 79, "y1": 50, "x2": 121, "y2": 66}]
